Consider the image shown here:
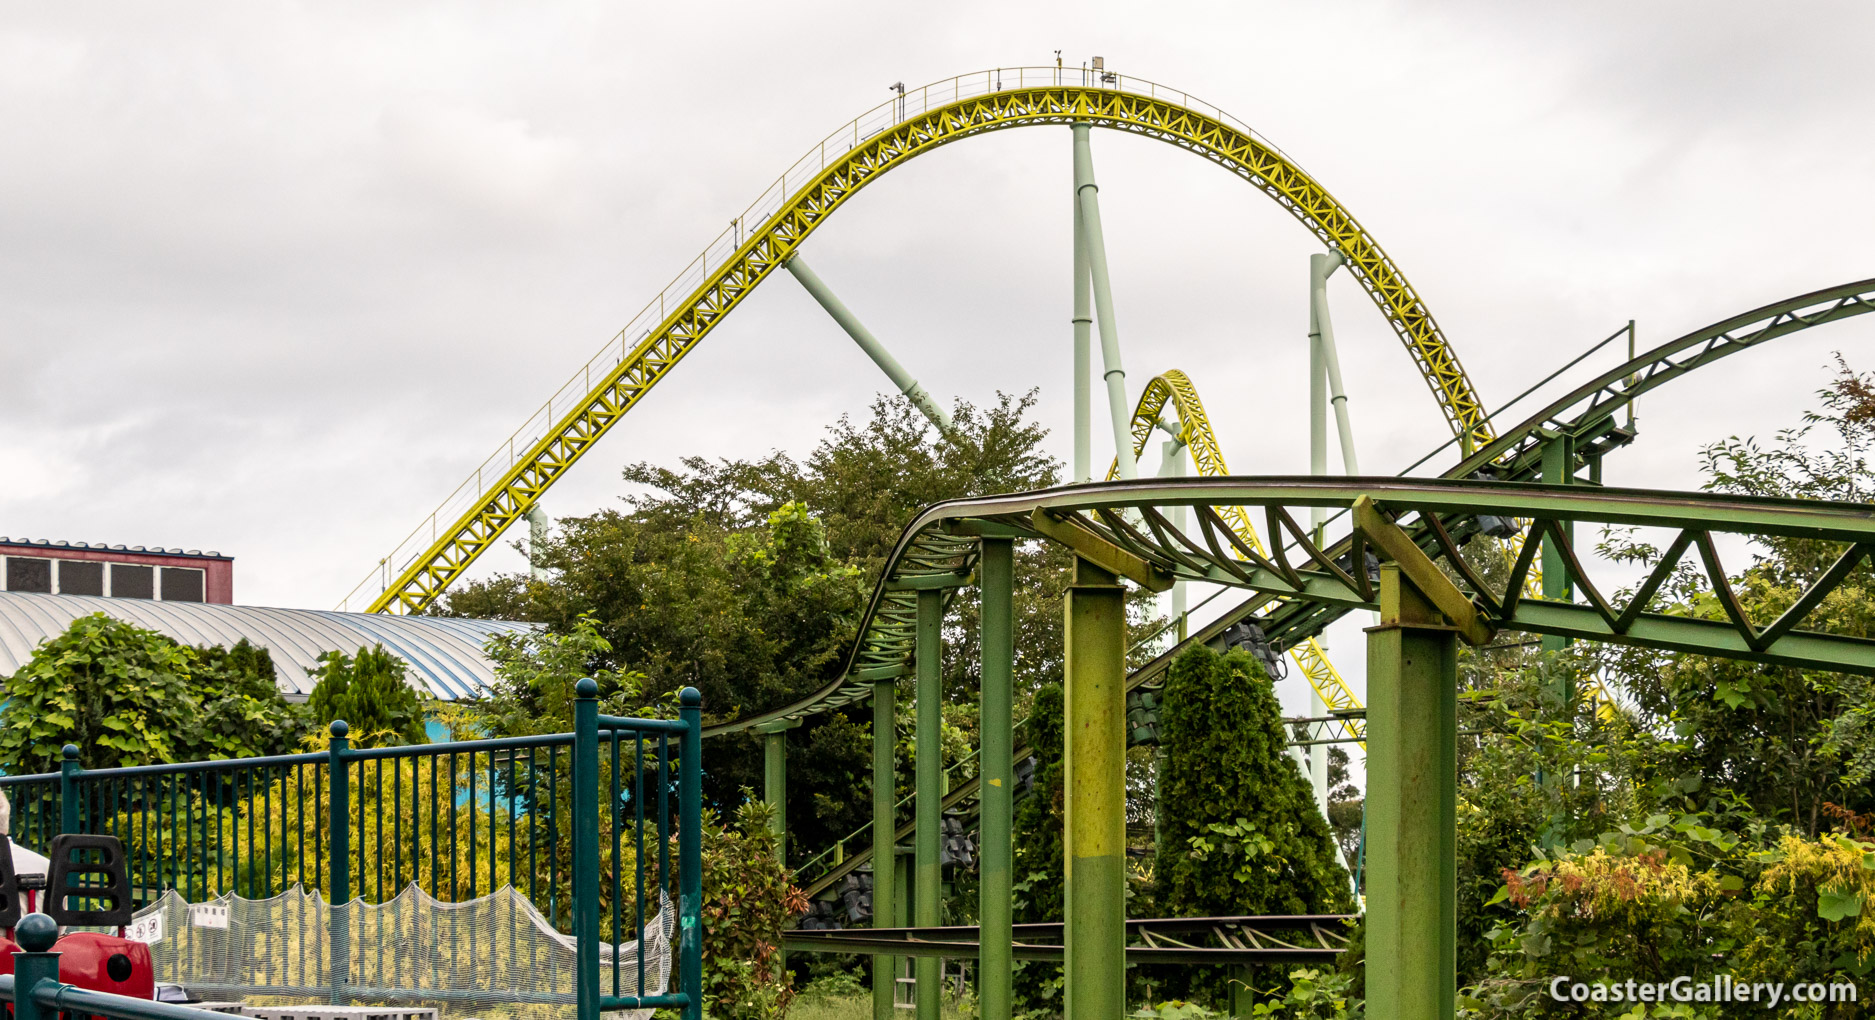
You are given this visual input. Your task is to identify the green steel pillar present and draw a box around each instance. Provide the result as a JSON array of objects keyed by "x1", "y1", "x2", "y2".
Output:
[
  {"x1": 678, "y1": 688, "x2": 705, "y2": 1020},
  {"x1": 1539, "y1": 433, "x2": 1577, "y2": 666},
  {"x1": 978, "y1": 538, "x2": 1015, "y2": 1020},
  {"x1": 872, "y1": 679, "x2": 899, "y2": 1020},
  {"x1": 327, "y1": 720, "x2": 351, "y2": 1006},
  {"x1": 572, "y1": 680, "x2": 600, "y2": 1020},
  {"x1": 1364, "y1": 564, "x2": 1458, "y2": 1020},
  {"x1": 785, "y1": 253, "x2": 955, "y2": 435},
  {"x1": 763, "y1": 729, "x2": 788, "y2": 864},
  {"x1": 1071, "y1": 122, "x2": 1137, "y2": 480},
  {"x1": 1072, "y1": 132, "x2": 1093, "y2": 483},
  {"x1": 914, "y1": 588, "x2": 944, "y2": 1020},
  {"x1": 1064, "y1": 557, "x2": 1126, "y2": 1020}
]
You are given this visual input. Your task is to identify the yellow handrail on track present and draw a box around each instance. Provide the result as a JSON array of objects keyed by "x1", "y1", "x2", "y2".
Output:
[
  {"x1": 1110, "y1": 370, "x2": 1364, "y2": 744},
  {"x1": 341, "y1": 66, "x2": 1491, "y2": 614}
]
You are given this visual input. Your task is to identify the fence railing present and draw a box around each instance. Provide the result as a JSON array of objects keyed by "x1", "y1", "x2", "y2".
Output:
[
  {"x1": 2, "y1": 916, "x2": 238, "y2": 1020},
  {"x1": 0, "y1": 681, "x2": 703, "y2": 1020}
]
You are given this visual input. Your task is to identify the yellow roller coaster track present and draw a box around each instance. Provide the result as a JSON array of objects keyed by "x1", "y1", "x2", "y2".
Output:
[
  {"x1": 343, "y1": 66, "x2": 1491, "y2": 615},
  {"x1": 1110, "y1": 370, "x2": 1365, "y2": 743}
]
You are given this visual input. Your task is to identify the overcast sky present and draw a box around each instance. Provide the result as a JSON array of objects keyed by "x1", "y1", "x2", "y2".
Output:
[{"x1": 5, "y1": 1, "x2": 1873, "y2": 699}]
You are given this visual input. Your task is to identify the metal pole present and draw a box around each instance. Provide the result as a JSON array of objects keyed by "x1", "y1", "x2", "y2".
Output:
[
  {"x1": 914, "y1": 588, "x2": 943, "y2": 1020},
  {"x1": 1310, "y1": 686, "x2": 1330, "y2": 818},
  {"x1": 572, "y1": 681, "x2": 599, "y2": 1020},
  {"x1": 1311, "y1": 253, "x2": 1360, "y2": 476},
  {"x1": 1364, "y1": 565, "x2": 1457, "y2": 1020},
  {"x1": 10, "y1": 915, "x2": 60, "y2": 1020},
  {"x1": 1063, "y1": 557, "x2": 1126, "y2": 1020},
  {"x1": 763, "y1": 730, "x2": 787, "y2": 864},
  {"x1": 871, "y1": 680, "x2": 898, "y2": 1020},
  {"x1": 785, "y1": 254, "x2": 955, "y2": 434},
  {"x1": 58, "y1": 744, "x2": 79, "y2": 835},
  {"x1": 526, "y1": 505, "x2": 550, "y2": 580},
  {"x1": 977, "y1": 538, "x2": 1015, "y2": 1020},
  {"x1": 327, "y1": 721, "x2": 351, "y2": 1006},
  {"x1": 1073, "y1": 148, "x2": 1094, "y2": 483},
  {"x1": 1540, "y1": 434, "x2": 1576, "y2": 665},
  {"x1": 1071, "y1": 123, "x2": 1137, "y2": 479},
  {"x1": 1159, "y1": 439, "x2": 1189, "y2": 640},
  {"x1": 679, "y1": 687, "x2": 704, "y2": 1020}
]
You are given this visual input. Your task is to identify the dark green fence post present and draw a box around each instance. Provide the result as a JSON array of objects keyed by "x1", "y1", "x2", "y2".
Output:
[
  {"x1": 573, "y1": 679, "x2": 600, "y2": 1020},
  {"x1": 679, "y1": 687, "x2": 703, "y2": 1020},
  {"x1": 327, "y1": 720, "x2": 350, "y2": 1006},
  {"x1": 11, "y1": 914, "x2": 60, "y2": 1020},
  {"x1": 59, "y1": 744, "x2": 81, "y2": 835}
]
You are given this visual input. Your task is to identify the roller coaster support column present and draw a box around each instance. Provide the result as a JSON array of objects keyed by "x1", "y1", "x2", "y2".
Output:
[
  {"x1": 1072, "y1": 144, "x2": 1094, "y2": 482},
  {"x1": 1539, "y1": 431, "x2": 1577, "y2": 667},
  {"x1": 785, "y1": 253, "x2": 956, "y2": 435},
  {"x1": 1159, "y1": 436, "x2": 1189, "y2": 639},
  {"x1": 1309, "y1": 252, "x2": 1359, "y2": 532},
  {"x1": 1072, "y1": 122, "x2": 1137, "y2": 479},
  {"x1": 978, "y1": 537, "x2": 1015, "y2": 1020},
  {"x1": 1364, "y1": 563, "x2": 1458, "y2": 1018},
  {"x1": 1355, "y1": 496, "x2": 1491, "y2": 1019},
  {"x1": 872, "y1": 678, "x2": 899, "y2": 1020},
  {"x1": 1064, "y1": 556, "x2": 1127, "y2": 1020},
  {"x1": 526, "y1": 504, "x2": 550, "y2": 579},
  {"x1": 759, "y1": 723, "x2": 796, "y2": 863},
  {"x1": 915, "y1": 588, "x2": 944, "y2": 1020}
]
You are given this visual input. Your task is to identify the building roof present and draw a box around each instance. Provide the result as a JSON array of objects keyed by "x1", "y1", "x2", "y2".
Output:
[
  {"x1": 0, "y1": 592, "x2": 533, "y2": 701},
  {"x1": 0, "y1": 537, "x2": 230, "y2": 560}
]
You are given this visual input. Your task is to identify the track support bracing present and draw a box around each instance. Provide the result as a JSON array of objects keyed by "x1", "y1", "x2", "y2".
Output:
[{"x1": 785, "y1": 254, "x2": 955, "y2": 435}]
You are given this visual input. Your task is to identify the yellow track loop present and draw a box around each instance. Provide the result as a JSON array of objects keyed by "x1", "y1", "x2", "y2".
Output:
[
  {"x1": 350, "y1": 68, "x2": 1490, "y2": 614},
  {"x1": 1107, "y1": 370, "x2": 1365, "y2": 744}
]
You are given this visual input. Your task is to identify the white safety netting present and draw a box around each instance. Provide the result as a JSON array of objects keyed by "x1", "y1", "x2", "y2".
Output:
[{"x1": 126, "y1": 884, "x2": 672, "y2": 1020}]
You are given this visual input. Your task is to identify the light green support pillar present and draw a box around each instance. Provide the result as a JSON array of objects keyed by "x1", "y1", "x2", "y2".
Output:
[
  {"x1": 1072, "y1": 141, "x2": 1094, "y2": 483},
  {"x1": 786, "y1": 253, "x2": 956, "y2": 435},
  {"x1": 1064, "y1": 557, "x2": 1126, "y2": 1020},
  {"x1": 915, "y1": 588, "x2": 944, "y2": 1020},
  {"x1": 1071, "y1": 122, "x2": 1137, "y2": 480},
  {"x1": 1539, "y1": 433, "x2": 1577, "y2": 665},
  {"x1": 1364, "y1": 564, "x2": 1458, "y2": 1020},
  {"x1": 763, "y1": 729, "x2": 787, "y2": 863},
  {"x1": 872, "y1": 680, "x2": 899, "y2": 1020},
  {"x1": 978, "y1": 538, "x2": 1015, "y2": 1020}
]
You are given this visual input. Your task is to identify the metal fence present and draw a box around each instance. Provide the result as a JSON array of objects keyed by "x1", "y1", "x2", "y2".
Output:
[{"x1": 0, "y1": 680, "x2": 702, "y2": 1020}]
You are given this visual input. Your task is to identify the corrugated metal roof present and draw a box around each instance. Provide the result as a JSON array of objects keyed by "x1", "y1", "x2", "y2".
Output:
[
  {"x1": 0, "y1": 592, "x2": 535, "y2": 701},
  {"x1": 0, "y1": 537, "x2": 229, "y2": 559}
]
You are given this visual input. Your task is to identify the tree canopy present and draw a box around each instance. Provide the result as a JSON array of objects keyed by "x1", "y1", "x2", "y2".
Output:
[{"x1": 0, "y1": 614, "x2": 307, "y2": 772}]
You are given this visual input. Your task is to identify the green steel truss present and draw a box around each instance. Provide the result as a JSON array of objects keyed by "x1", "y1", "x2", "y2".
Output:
[
  {"x1": 350, "y1": 67, "x2": 1489, "y2": 614},
  {"x1": 710, "y1": 477, "x2": 1875, "y2": 740}
]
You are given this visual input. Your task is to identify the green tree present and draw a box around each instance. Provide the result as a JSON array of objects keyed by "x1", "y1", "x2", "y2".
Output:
[
  {"x1": 305, "y1": 645, "x2": 431, "y2": 747},
  {"x1": 1156, "y1": 646, "x2": 1353, "y2": 918},
  {"x1": 0, "y1": 614, "x2": 308, "y2": 772}
]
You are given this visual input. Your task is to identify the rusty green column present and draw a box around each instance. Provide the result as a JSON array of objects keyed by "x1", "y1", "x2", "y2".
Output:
[
  {"x1": 1539, "y1": 431, "x2": 1576, "y2": 666},
  {"x1": 914, "y1": 587, "x2": 943, "y2": 1020},
  {"x1": 872, "y1": 678, "x2": 898, "y2": 1020},
  {"x1": 1364, "y1": 564, "x2": 1458, "y2": 1019},
  {"x1": 978, "y1": 538, "x2": 1015, "y2": 1020},
  {"x1": 1064, "y1": 557, "x2": 1126, "y2": 1020}
]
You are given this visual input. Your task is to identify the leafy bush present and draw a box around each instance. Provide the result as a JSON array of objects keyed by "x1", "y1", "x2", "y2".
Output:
[
  {"x1": 0, "y1": 613, "x2": 307, "y2": 771},
  {"x1": 696, "y1": 799, "x2": 810, "y2": 1020}
]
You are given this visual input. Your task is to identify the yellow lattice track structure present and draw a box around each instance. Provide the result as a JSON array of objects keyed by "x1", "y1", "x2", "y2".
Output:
[
  {"x1": 1109, "y1": 370, "x2": 1365, "y2": 743},
  {"x1": 342, "y1": 67, "x2": 1492, "y2": 615}
]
